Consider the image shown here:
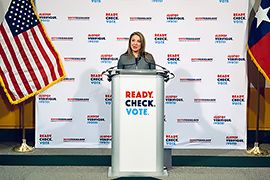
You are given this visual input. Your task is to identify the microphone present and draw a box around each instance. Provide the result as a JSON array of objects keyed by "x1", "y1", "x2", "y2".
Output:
[
  {"x1": 101, "y1": 65, "x2": 117, "y2": 75},
  {"x1": 101, "y1": 65, "x2": 117, "y2": 82},
  {"x1": 135, "y1": 55, "x2": 140, "y2": 69},
  {"x1": 147, "y1": 62, "x2": 175, "y2": 82}
]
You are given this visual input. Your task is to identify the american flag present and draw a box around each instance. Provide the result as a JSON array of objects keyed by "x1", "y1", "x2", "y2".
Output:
[{"x1": 0, "y1": 0, "x2": 65, "y2": 104}]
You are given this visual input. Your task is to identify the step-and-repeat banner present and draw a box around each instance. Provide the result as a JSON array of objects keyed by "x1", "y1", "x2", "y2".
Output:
[{"x1": 35, "y1": 0, "x2": 248, "y2": 149}]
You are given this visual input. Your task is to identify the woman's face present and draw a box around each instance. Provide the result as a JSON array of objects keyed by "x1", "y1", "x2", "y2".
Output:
[{"x1": 130, "y1": 35, "x2": 141, "y2": 54}]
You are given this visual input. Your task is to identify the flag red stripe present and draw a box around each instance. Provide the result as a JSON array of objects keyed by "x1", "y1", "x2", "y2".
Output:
[
  {"x1": 17, "y1": 33, "x2": 43, "y2": 91},
  {"x1": 1, "y1": 24, "x2": 33, "y2": 95},
  {"x1": 0, "y1": 45, "x2": 16, "y2": 101},
  {"x1": 8, "y1": 37, "x2": 32, "y2": 95},
  {"x1": 250, "y1": 31, "x2": 270, "y2": 79},
  {"x1": 14, "y1": 35, "x2": 36, "y2": 94},
  {"x1": 22, "y1": 31, "x2": 49, "y2": 87},
  {"x1": 37, "y1": 24, "x2": 64, "y2": 77},
  {"x1": 0, "y1": 25, "x2": 24, "y2": 99},
  {"x1": 30, "y1": 27, "x2": 57, "y2": 83}
]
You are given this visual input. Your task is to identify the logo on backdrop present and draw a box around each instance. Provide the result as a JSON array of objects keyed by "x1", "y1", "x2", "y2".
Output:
[
  {"x1": 179, "y1": 78, "x2": 202, "y2": 82},
  {"x1": 191, "y1": 57, "x2": 213, "y2": 62},
  {"x1": 88, "y1": 34, "x2": 106, "y2": 43},
  {"x1": 51, "y1": 118, "x2": 73, "y2": 122},
  {"x1": 195, "y1": 17, "x2": 217, "y2": 21},
  {"x1": 117, "y1": 37, "x2": 129, "y2": 41},
  {"x1": 67, "y1": 97, "x2": 90, "y2": 102},
  {"x1": 177, "y1": 119, "x2": 199, "y2": 123},
  {"x1": 125, "y1": 91, "x2": 155, "y2": 116},
  {"x1": 167, "y1": 54, "x2": 180, "y2": 64},
  {"x1": 227, "y1": 55, "x2": 245, "y2": 64},
  {"x1": 64, "y1": 57, "x2": 86, "y2": 62},
  {"x1": 194, "y1": 99, "x2": 216, "y2": 103},
  {"x1": 105, "y1": 13, "x2": 119, "y2": 23},
  {"x1": 165, "y1": 95, "x2": 183, "y2": 104},
  {"x1": 99, "y1": 135, "x2": 111, "y2": 144},
  {"x1": 63, "y1": 138, "x2": 86, "y2": 142},
  {"x1": 166, "y1": 134, "x2": 179, "y2": 146},
  {"x1": 51, "y1": 37, "x2": 73, "y2": 41},
  {"x1": 130, "y1": 17, "x2": 152, "y2": 21},
  {"x1": 152, "y1": 0, "x2": 163, "y2": 2},
  {"x1": 39, "y1": 133, "x2": 53, "y2": 145},
  {"x1": 232, "y1": 95, "x2": 245, "y2": 105},
  {"x1": 217, "y1": 74, "x2": 231, "y2": 85},
  {"x1": 226, "y1": 136, "x2": 244, "y2": 145},
  {"x1": 190, "y1": 138, "x2": 211, "y2": 143},
  {"x1": 38, "y1": 94, "x2": 56, "y2": 103},
  {"x1": 166, "y1": 14, "x2": 185, "y2": 23},
  {"x1": 100, "y1": 54, "x2": 118, "y2": 64},
  {"x1": 104, "y1": 94, "x2": 112, "y2": 105},
  {"x1": 91, "y1": 0, "x2": 101, "y2": 3},
  {"x1": 154, "y1": 33, "x2": 168, "y2": 44},
  {"x1": 90, "y1": 74, "x2": 103, "y2": 84},
  {"x1": 39, "y1": 13, "x2": 57, "y2": 22},
  {"x1": 68, "y1": 16, "x2": 90, "y2": 21},
  {"x1": 179, "y1": 37, "x2": 201, "y2": 42},
  {"x1": 215, "y1": 34, "x2": 233, "y2": 43},
  {"x1": 213, "y1": 115, "x2": 232, "y2": 125},
  {"x1": 219, "y1": 0, "x2": 229, "y2": 3},
  {"x1": 62, "y1": 77, "x2": 75, "y2": 82},
  {"x1": 87, "y1": 115, "x2": 105, "y2": 124},
  {"x1": 233, "y1": 13, "x2": 246, "y2": 24}
]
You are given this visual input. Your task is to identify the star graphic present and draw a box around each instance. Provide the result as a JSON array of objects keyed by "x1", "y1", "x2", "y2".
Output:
[{"x1": 255, "y1": 5, "x2": 270, "y2": 28}]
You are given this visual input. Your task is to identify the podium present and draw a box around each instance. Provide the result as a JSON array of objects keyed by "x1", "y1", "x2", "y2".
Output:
[{"x1": 108, "y1": 69, "x2": 168, "y2": 177}]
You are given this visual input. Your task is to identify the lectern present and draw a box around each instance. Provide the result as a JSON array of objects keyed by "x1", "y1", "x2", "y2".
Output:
[{"x1": 108, "y1": 69, "x2": 168, "y2": 177}]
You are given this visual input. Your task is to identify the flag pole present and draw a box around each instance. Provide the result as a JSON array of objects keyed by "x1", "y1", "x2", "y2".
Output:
[
  {"x1": 246, "y1": 71, "x2": 268, "y2": 155},
  {"x1": 13, "y1": 101, "x2": 35, "y2": 152}
]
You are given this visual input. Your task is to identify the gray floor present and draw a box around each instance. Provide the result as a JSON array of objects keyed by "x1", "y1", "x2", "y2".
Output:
[
  {"x1": 1, "y1": 166, "x2": 270, "y2": 180},
  {"x1": 1, "y1": 142, "x2": 270, "y2": 180}
]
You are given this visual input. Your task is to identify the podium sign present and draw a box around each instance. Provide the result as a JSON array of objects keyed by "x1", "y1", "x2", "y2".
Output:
[{"x1": 109, "y1": 70, "x2": 167, "y2": 177}]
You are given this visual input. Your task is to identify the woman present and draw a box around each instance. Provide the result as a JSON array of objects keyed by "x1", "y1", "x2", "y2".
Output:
[{"x1": 117, "y1": 31, "x2": 156, "y2": 69}]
